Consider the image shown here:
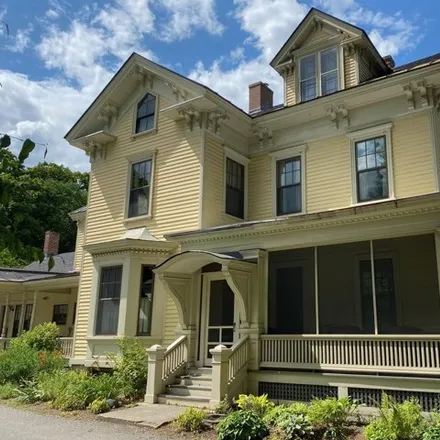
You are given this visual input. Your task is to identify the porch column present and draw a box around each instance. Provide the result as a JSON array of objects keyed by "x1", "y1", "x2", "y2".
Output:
[
  {"x1": 210, "y1": 344, "x2": 231, "y2": 405},
  {"x1": 370, "y1": 240, "x2": 379, "y2": 335},
  {"x1": 18, "y1": 293, "x2": 26, "y2": 334},
  {"x1": 314, "y1": 246, "x2": 320, "y2": 334},
  {"x1": 1, "y1": 293, "x2": 9, "y2": 338},
  {"x1": 144, "y1": 345, "x2": 166, "y2": 403},
  {"x1": 29, "y1": 291, "x2": 37, "y2": 329}
]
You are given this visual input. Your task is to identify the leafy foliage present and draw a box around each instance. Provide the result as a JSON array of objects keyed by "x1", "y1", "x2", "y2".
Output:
[
  {"x1": 89, "y1": 398, "x2": 110, "y2": 414},
  {"x1": 215, "y1": 395, "x2": 236, "y2": 415},
  {"x1": 217, "y1": 410, "x2": 269, "y2": 440},
  {"x1": 307, "y1": 397, "x2": 358, "y2": 440},
  {"x1": 264, "y1": 403, "x2": 309, "y2": 426},
  {"x1": 423, "y1": 425, "x2": 440, "y2": 440},
  {"x1": 364, "y1": 394, "x2": 426, "y2": 440},
  {"x1": 172, "y1": 407, "x2": 207, "y2": 432},
  {"x1": 112, "y1": 337, "x2": 148, "y2": 397},
  {"x1": 12, "y1": 322, "x2": 61, "y2": 352},
  {"x1": 236, "y1": 393, "x2": 274, "y2": 417},
  {"x1": 0, "y1": 137, "x2": 88, "y2": 265},
  {"x1": 276, "y1": 412, "x2": 314, "y2": 440},
  {"x1": 0, "y1": 383, "x2": 16, "y2": 400},
  {"x1": 15, "y1": 379, "x2": 43, "y2": 403},
  {"x1": 0, "y1": 248, "x2": 26, "y2": 268}
]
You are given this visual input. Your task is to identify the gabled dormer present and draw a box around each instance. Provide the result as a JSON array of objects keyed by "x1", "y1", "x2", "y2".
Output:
[{"x1": 271, "y1": 8, "x2": 391, "y2": 106}]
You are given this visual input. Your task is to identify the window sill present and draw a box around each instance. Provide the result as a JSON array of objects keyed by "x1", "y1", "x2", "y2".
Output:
[
  {"x1": 131, "y1": 128, "x2": 157, "y2": 140},
  {"x1": 87, "y1": 335, "x2": 118, "y2": 340},
  {"x1": 275, "y1": 211, "x2": 306, "y2": 220},
  {"x1": 350, "y1": 197, "x2": 396, "y2": 208},
  {"x1": 124, "y1": 214, "x2": 152, "y2": 225}
]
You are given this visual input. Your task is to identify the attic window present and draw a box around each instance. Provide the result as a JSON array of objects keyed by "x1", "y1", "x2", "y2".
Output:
[
  {"x1": 300, "y1": 47, "x2": 338, "y2": 102},
  {"x1": 135, "y1": 93, "x2": 156, "y2": 133}
]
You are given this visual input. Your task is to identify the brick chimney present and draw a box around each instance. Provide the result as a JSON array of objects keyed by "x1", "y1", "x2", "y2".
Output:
[
  {"x1": 44, "y1": 231, "x2": 59, "y2": 257},
  {"x1": 249, "y1": 81, "x2": 273, "y2": 114},
  {"x1": 383, "y1": 55, "x2": 395, "y2": 69}
]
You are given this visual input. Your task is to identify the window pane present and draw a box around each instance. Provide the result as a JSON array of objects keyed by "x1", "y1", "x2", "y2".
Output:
[
  {"x1": 366, "y1": 154, "x2": 376, "y2": 169},
  {"x1": 357, "y1": 157, "x2": 366, "y2": 171},
  {"x1": 136, "y1": 117, "x2": 148, "y2": 133},
  {"x1": 356, "y1": 141, "x2": 366, "y2": 158},
  {"x1": 321, "y1": 48, "x2": 337, "y2": 73},
  {"x1": 301, "y1": 78, "x2": 317, "y2": 102},
  {"x1": 300, "y1": 54, "x2": 316, "y2": 80},
  {"x1": 136, "y1": 94, "x2": 156, "y2": 133},
  {"x1": 225, "y1": 158, "x2": 245, "y2": 219},
  {"x1": 138, "y1": 267, "x2": 154, "y2": 335},
  {"x1": 129, "y1": 187, "x2": 150, "y2": 217},
  {"x1": 358, "y1": 168, "x2": 389, "y2": 202},
  {"x1": 277, "y1": 185, "x2": 302, "y2": 215},
  {"x1": 321, "y1": 71, "x2": 338, "y2": 95},
  {"x1": 96, "y1": 266, "x2": 122, "y2": 335}
]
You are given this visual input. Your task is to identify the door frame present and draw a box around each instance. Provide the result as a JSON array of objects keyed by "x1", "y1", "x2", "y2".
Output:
[{"x1": 200, "y1": 272, "x2": 240, "y2": 367}]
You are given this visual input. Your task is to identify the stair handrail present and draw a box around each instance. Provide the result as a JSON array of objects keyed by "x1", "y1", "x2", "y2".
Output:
[
  {"x1": 162, "y1": 335, "x2": 188, "y2": 382},
  {"x1": 227, "y1": 335, "x2": 249, "y2": 388}
]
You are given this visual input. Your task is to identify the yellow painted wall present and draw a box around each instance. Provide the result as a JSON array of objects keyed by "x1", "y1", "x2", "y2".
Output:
[
  {"x1": 392, "y1": 114, "x2": 436, "y2": 198},
  {"x1": 162, "y1": 295, "x2": 180, "y2": 346},
  {"x1": 344, "y1": 52, "x2": 357, "y2": 88},
  {"x1": 248, "y1": 113, "x2": 436, "y2": 221},
  {"x1": 73, "y1": 219, "x2": 85, "y2": 271},
  {"x1": 285, "y1": 73, "x2": 296, "y2": 106}
]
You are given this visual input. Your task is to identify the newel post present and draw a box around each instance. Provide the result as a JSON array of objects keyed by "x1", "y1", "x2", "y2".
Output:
[
  {"x1": 145, "y1": 345, "x2": 166, "y2": 403},
  {"x1": 210, "y1": 344, "x2": 231, "y2": 405}
]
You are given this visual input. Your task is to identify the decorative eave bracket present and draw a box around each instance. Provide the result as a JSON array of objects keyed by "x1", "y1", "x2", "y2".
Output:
[
  {"x1": 325, "y1": 104, "x2": 350, "y2": 129},
  {"x1": 178, "y1": 107, "x2": 228, "y2": 133},
  {"x1": 97, "y1": 100, "x2": 119, "y2": 131},
  {"x1": 252, "y1": 124, "x2": 274, "y2": 149},
  {"x1": 130, "y1": 65, "x2": 154, "y2": 90},
  {"x1": 403, "y1": 80, "x2": 434, "y2": 111},
  {"x1": 164, "y1": 80, "x2": 188, "y2": 103}
]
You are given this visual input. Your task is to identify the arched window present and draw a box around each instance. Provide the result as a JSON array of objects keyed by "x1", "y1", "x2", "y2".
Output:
[{"x1": 135, "y1": 93, "x2": 156, "y2": 133}]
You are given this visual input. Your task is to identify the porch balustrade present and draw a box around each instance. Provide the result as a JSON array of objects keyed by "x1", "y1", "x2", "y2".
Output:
[
  {"x1": 59, "y1": 337, "x2": 74, "y2": 358},
  {"x1": 260, "y1": 334, "x2": 440, "y2": 375},
  {"x1": 162, "y1": 335, "x2": 188, "y2": 382}
]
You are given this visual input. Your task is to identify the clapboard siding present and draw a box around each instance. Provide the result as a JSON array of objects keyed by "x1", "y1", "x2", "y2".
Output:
[
  {"x1": 344, "y1": 52, "x2": 357, "y2": 88},
  {"x1": 285, "y1": 72, "x2": 296, "y2": 106},
  {"x1": 73, "y1": 220, "x2": 85, "y2": 272},
  {"x1": 163, "y1": 295, "x2": 179, "y2": 346},
  {"x1": 248, "y1": 155, "x2": 273, "y2": 220}
]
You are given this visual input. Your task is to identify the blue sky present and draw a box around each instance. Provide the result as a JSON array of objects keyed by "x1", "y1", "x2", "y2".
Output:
[{"x1": 1, "y1": 0, "x2": 439, "y2": 171}]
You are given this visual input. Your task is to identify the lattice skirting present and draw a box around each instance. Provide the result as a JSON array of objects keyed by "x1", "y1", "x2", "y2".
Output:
[{"x1": 258, "y1": 382, "x2": 337, "y2": 402}]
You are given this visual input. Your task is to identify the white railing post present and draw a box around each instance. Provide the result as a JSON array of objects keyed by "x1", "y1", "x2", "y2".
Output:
[
  {"x1": 145, "y1": 345, "x2": 167, "y2": 403},
  {"x1": 210, "y1": 344, "x2": 232, "y2": 405}
]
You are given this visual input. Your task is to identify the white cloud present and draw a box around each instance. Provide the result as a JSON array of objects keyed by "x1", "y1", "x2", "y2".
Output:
[
  {"x1": 230, "y1": 47, "x2": 245, "y2": 63},
  {"x1": 6, "y1": 26, "x2": 33, "y2": 53},
  {"x1": 157, "y1": 0, "x2": 224, "y2": 41},
  {"x1": 0, "y1": 70, "x2": 93, "y2": 170},
  {"x1": 45, "y1": 9, "x2": 60, "y2": 20}
]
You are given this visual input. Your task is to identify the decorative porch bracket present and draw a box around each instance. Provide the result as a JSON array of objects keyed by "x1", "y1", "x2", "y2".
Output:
[{"x1": 157, "y1": 273, "x2": 192, "y2": 330}]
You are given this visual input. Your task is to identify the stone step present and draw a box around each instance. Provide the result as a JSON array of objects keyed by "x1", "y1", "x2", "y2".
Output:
[
  {"x1": 166, "y1": 384, "x2": 212, "y2": 398},
  {"x1": 186, "y1": 367, "x2": 212, "y2": 377},
  {"x1": 177, "y1": 375, "x2": 212, "y2": 387},
  {"x1": 157, "y1": 394, "x2": 211, "y2": 408}
]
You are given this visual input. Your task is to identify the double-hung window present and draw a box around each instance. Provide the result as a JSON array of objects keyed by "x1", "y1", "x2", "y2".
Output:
[
  {"x1": 225, "y1": 157, "x2": 245, "y2": 219},
  {"x1": 276, "y1": 156, "x2": 302, "y2": 215},
  {"x1": 355, "y1": 136, "x2": 388, "y2": 202},
  {"x1": 300, "y1": 47, "x2": 338, "y2": 102},
  {"x1": 52, "y1": 304, "x2": 68, "y2": 325},
  {"x1": 137, "y1": 266, "x2": 154, "y2": 336},
  {"x1": 96, "y1": 266, "x2": 122, "y2": 335},
  {"x1": 128, "y1": 159, "x2": 152, "y2": 218},
  {"x1": 135, "y1": 93, "x2": 156, "y2": 134}
]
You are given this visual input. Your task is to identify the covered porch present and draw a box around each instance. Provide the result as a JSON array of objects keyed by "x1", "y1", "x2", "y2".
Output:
[{"x1": 261, "y1": 233, "x2": 440, "y2": 375}]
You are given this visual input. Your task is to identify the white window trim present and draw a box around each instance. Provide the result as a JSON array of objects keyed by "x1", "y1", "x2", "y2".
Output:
[
  {"x1": 124, "y1": 150, "x2": 157, "y2": 222},
  {"x1": 298, "y1": 46, "x2": 340, "y2": 103},
  {"x1": 270, "y1": 144, "x2": 307, "y2": 218},
  {"x1": 88, "y1": 260, "x2": 124, "y2": 338},
  {"x1": 348, "y1": 123, "x2": 395, "y2": 207},
  {"x1": 223, "y1": 147, "x2": 249, "y2": 221},
  {"x1": 131, "y1": 91, "x2": 159, "y2": 139}
]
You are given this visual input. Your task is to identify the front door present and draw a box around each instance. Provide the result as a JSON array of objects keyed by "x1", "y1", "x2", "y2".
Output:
[{"x1": 202, "y1": 275, "x2": 238, "y2": 366}]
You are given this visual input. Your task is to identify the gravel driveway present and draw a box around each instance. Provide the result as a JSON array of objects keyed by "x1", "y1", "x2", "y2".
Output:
[{"x1": 0, "y1": 405, "x2": 170, "y2": 440}]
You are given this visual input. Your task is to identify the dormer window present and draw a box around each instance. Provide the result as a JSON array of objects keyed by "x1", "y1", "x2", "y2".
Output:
[
  {"x1": 135, "y1": 93, "x2": 156, "y2": 134},
  {"x1": 300, "y1": 47, "x2": 338, "y2": 102}
]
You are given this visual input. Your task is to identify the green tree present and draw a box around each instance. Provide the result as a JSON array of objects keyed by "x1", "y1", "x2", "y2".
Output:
[{"x1": 0, "y1": 135, "x2": 88, "y2": 267}]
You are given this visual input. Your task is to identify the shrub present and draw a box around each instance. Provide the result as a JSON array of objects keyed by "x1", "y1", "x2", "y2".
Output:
[
  {"x1": 51, "y1": 370, "x2": 93, "y2": 411},
  {"x1": 264, "y1": 403, "x2": 309, "y2": 426},
  {"x1": 12, "y1": 323, "x2": 60, "y2": 352},
  {"x1": 0, "y1": 343, "x2": 40, "y2": 384},
  {"x1": 15, "y1": 380, "x2": 43, "y2": 403},
  {"x1": 217, "y1": 410, "x2": 269, "y2": 440},
  {"x1": 308, "y1": 397, "x2": 358, "y2": 440},
  {"x1": 423, "y1": 425, "x2": 440, "y2": 440},
  {"x1": 89, "y1": 398, "x2": 110, "y2": 414},
  {"x1": 172, "y1": 407, "x2": 207, "y2": 432},
  {"x1": 112, "y1": 337, "x2": 148, "y2": 396},
  {"x1": 236, "y1": 393, "x2": 274, "y2": 417},
  {"x1": 37, "y1": 370, "x2": 71, "y2": 402},
  {"x1": 0, "y1": 383, "x2": 16, "y2": 400},
  {"x1": 215, "y1": 395, "x2": 236, "y2": 415},
  {"x1": 88, "y1": 373, "x2": 128, "y2": 401},
  {"x1": 364, "y1": 394, "x2": 425, "y2": 440},
  {"x1": 277, "y1": 412, "x2": 314, "y2": 440}
]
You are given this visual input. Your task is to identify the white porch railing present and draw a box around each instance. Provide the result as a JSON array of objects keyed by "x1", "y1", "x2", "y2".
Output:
[
  {"x1": 228, "y1": 336, "x2": 249, "y2": 387},
  {"x1": 260, "y1": 335, "x2": 440, "y2": 375},
  {"x1": 59, "y1": 338, "x2": 73, "y2": 358},
  {"x1": 0, "y1": 338, "x2": 11, "y2": 350},
  {"x1": 162, "y1": 335, "x2": 188, "y2": 382},
  {"x1": 145, "y1": 336, "x2": 188, "y2": 403}
]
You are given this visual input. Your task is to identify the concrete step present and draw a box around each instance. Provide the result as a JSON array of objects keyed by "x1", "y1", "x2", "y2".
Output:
[
  {"x1": 157, "y1": 394, "x2": 211, "y2": 408},
  {"x1": 166, "y1": 384, "x2": 212, "y2": 398},
  {"x1": 186, "y1": 367, "x2": 212, "y2": 377},
  {"x1": 177, "y1": 375, "x2": 212, "y2": 387}
]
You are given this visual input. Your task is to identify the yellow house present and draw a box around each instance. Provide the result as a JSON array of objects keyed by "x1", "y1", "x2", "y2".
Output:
[
  {"x1": 64, "y1": 8, "x2": 440, "y2": 408},
  {"x1": 0, "y1": 230, "x2": 79, "y2": 357}
]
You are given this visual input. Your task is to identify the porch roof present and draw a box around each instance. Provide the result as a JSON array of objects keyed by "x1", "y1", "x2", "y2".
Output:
[{"x1": 154, "y1": 250, "x2": 253, "y2": 274}]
